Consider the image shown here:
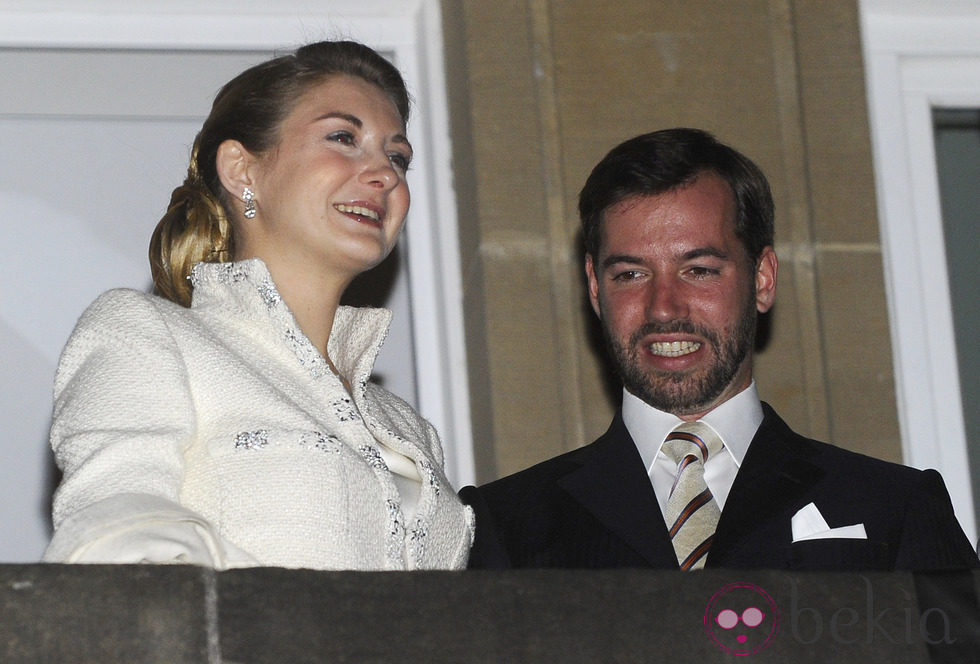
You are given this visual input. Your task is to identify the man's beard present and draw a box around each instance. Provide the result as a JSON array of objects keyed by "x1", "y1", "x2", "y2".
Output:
[{"x1": 602, "y1": 292, "x2": 758, "y2": 416}]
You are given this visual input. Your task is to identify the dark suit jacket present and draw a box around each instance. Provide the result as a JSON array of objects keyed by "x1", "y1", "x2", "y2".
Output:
[{"x1": 460, "y1": 404, "x2": 978, "y2": 571}]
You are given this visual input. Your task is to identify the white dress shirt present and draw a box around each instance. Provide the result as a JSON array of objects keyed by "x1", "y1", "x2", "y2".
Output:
[{"x1": 622, "y1": 382, "x2": 765, "y2": 516}]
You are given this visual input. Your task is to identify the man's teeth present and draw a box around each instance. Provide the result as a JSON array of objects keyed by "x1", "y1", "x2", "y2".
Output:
[
  {"x1": 336, "y1": 204, "x2": 380, "y2": 221},
  {"x1": 649, "y1": 340, "x2": 701, "y2": 357}
]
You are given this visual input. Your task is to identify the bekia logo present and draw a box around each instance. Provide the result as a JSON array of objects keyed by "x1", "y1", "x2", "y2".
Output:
[
  {"x1": 703, "y1": 577, "x2": 958, "y2": 654},
  {"x1": 704, "y1": 582, "x2": 779, "y2": 654}
]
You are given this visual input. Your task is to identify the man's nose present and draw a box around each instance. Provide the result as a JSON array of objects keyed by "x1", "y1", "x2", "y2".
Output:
[{"x1": 646, "y1": 277, "x2": 687, "y2": 322}]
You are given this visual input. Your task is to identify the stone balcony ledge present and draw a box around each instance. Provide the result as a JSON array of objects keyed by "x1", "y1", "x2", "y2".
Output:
[{"x1": 3, "y1": 564, "x2": 978, "y2": 662}]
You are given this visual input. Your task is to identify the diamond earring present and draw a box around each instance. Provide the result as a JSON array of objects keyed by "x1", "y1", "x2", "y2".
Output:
[{"x1": 242, "y1": 187, "x2": 257, "y2": 219}]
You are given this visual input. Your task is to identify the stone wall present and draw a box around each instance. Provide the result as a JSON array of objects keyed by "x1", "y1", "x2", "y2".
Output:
[{"x1": 3, "y1": 565, "x2": 978, "y2": 661}]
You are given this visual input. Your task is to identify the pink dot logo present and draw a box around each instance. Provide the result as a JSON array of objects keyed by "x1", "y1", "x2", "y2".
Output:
[{"x1": 704, "y1": 583, "x2": 779, "y2": 655}]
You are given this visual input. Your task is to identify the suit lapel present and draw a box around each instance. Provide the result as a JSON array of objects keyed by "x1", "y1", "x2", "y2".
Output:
[
  {"x1": 551, "y1": 405, "x2": 826, "y2": 569},
  {"x1": 709, "y1": 404, "x2": 824, "y2": 567},
  {"x1": 557, "y1": 413, "x2": 679, "y2": 568}
]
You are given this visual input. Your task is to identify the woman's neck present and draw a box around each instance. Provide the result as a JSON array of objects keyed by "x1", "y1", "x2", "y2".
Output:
[{"x1": 255, "y1": 258, "x2": 352, "y2": 360}]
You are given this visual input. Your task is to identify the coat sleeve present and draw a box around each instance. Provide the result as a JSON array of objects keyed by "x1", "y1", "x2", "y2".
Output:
[
  {"x1": 45, "y1": 289, "x2": 253, "y2": 568},
  {"x1": 895, "y1": 468, "x2": 979, "y2": 570},
  {"x1": 458, "y1": 485, "x2": 513, "y2": 569}
]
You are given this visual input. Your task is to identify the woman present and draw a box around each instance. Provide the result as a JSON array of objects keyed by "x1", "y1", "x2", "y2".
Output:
[{"x1": 44, "y1": 41, "x2": 474, "y2": 570}]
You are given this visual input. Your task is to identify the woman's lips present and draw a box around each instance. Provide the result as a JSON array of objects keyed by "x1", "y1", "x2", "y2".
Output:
[{"x1": 334, "y1": 202, "x2": 383, "y2": 227}]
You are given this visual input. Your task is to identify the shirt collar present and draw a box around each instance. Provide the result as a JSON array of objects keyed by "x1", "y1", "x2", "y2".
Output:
[{"x1": 622, "y1": 381, "x2": 763, "y2": 468}]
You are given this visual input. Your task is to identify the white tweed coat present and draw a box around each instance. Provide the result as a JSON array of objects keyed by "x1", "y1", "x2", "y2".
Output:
[{"x1": 45, "y1": 259, "x2": 474, "y2": 570}]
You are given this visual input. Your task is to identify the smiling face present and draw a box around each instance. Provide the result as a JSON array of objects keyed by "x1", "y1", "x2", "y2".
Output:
[
  {"x1": 231, "y1": 74, "x2": 412, "y2": 285},
  {"x1": 585, "y1": 173, "x2": 776, "y2": 420}
]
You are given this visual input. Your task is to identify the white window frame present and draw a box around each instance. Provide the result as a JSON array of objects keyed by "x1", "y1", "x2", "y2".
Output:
[
  {"x1": 860, "y1": 0, "x2": 980, "y2": 543},
  {"x1": 0, "y1": 0, "x2": 475, "y2": 486}
]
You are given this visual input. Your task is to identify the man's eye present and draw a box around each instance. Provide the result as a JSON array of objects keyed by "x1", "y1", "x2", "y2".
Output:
[
  {"x1": 687, "y1": 266, "x2": 720, "y2": 279},
  {"x1": 327, "y1": 130, "x2": 356, "y2": 145},
  {"x1": 612, "y1": 270, "x2": 643, "y2": 282}
]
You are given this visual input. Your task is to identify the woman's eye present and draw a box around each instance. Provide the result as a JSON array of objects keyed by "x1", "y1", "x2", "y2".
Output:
[
  {"x1": 389, "y1": 152, "x2": 411, "y2": 172},
  {"x1": 327, "y1": 130, "x2": 356, "y2": 145}
]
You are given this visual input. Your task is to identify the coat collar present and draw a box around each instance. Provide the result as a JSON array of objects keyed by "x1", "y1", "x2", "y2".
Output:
[
  {"x1": 555, "y1": 404, "x2": 825, "y2": 569},
  {"x1": 190, "y1": 258, "x2": 391, "y2": 387},
  {"x1": 557, "y1": 412, "x2": 679, "y2": 568},
  {"x1": 708, "y1": 403, "x2": 824, "y2": 565}
]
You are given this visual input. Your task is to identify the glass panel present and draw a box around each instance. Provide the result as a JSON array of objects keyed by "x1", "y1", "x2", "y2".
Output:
[{"x1": 933, "y1": 107, "x2": 980, "y2": 536}]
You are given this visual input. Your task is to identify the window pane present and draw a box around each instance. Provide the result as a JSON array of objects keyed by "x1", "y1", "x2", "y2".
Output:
[{"x1": 933, "y1": 106, "x2": 980, "y2": 536}]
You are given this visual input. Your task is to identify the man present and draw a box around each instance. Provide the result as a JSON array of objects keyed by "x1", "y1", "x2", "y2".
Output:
[{"x1": 460, "y1": 128, "x2": 977, "y2": 571}]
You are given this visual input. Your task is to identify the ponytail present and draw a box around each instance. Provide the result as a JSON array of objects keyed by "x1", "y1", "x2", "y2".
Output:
[{"x1": 149, "y1": 144, "x2": 234, "y2": 307}]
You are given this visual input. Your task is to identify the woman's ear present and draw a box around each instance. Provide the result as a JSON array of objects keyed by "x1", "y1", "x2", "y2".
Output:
[{"x1": 215, "y1": 139, "x2": 256, "y2": 201}]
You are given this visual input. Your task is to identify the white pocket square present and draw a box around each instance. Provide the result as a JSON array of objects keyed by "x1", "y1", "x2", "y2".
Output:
[{"x1": 791, "y1": 502, "x2": 867, "y2": 543}]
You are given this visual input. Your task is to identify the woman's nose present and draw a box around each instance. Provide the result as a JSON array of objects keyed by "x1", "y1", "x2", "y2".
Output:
[{"x1": 359, "y1": 152, "x2": 398, "y2": 190}]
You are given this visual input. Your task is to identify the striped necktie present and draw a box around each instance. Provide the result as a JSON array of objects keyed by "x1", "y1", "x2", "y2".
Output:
[{"x1": 662, "y1": 421, "x2": 723, "y2": 570}]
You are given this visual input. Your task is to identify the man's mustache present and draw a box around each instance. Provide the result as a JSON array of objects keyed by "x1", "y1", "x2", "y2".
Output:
[{"x1": 628, "y1": 320, "x2": 719, "y2": 347}]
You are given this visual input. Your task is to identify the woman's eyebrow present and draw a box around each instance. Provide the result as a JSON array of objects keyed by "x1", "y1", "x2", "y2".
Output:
[
  {"x1": 315, "y1": 111, "x2": 412, "y2": 151},
  {"x1": 315, "y1": 111, "x2": 362, "y2": 126}
]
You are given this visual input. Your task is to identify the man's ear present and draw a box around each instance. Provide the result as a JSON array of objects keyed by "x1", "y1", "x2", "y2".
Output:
[
  {"x1": 585, "y1": 253, "x2": 602, "y2": 319},
  {"x1": 215, "y1": 139, "x2": 256, "y2": 201},
  {"x1": 754, "y1": 246, "x2": 778, "y2": 313}
]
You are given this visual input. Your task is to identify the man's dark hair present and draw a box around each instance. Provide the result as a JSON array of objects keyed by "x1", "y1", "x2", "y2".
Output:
[{"x1": 579, "y1": 128, "x2": 774, "y2": 263}]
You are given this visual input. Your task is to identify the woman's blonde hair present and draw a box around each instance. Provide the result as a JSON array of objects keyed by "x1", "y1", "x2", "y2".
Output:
[{"x1": 149, "y1": 40, "x2": 410, "y2": 307}]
